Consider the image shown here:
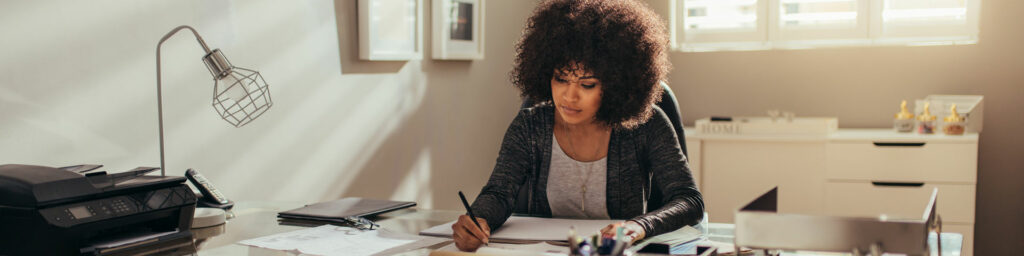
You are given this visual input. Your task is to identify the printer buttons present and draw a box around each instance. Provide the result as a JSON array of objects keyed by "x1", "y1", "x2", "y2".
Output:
[{"x1": 110, "y1": 199, "x2": 131, "y2": 213}]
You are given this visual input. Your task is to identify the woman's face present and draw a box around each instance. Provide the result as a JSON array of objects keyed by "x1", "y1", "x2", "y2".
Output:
[{"x1": 551, "y1": 65, "x2": 602, "y2": 126}]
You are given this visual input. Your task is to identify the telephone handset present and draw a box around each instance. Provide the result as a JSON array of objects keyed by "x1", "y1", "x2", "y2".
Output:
[{"x1": 185, "y1": 168, "x2": 234, "y2": 209}]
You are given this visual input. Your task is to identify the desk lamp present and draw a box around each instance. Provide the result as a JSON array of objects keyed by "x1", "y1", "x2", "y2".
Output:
[{"x1": 156, "y1": 25, "x2": 273, "y2": 176}]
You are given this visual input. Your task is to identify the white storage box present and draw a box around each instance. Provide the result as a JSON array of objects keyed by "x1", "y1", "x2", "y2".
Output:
[{"x1": 695, "y1": 117, "x2": 838, "y2": 136}]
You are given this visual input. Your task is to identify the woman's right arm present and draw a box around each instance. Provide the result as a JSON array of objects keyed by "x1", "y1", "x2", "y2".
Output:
[{"x1": 470, "y1": 108, "x2": 536, "y2": 230}]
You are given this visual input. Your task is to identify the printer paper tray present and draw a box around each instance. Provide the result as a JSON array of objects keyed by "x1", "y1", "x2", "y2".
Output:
[{"x1": 80, "y1": 229, "x2": 193, "y2": 255}]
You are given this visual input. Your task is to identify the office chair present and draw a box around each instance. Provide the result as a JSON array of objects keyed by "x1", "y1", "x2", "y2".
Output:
[
  {"x1": 518, "y1": 81, "x2": 687, "y2": 155},
  {"x1": 514, "y1": 81, "x2": 688, "y2": 214}
]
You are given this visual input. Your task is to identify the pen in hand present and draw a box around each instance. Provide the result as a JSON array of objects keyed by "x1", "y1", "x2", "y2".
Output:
[{"x1": 458, "y1": 190, "x2": 488, "y2": 246}]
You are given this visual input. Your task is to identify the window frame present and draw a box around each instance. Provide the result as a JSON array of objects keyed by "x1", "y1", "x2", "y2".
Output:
[
  {"x1": 673, "y1": 0, "x2": 769, "y2": 44},
  {"x1": 670, "y1": 0, "x2": 980, "y2": 52}
]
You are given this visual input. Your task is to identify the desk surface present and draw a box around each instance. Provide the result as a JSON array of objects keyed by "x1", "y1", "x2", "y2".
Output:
[
  {"x1": 188, "y1": 201, "x2": 961, "y2": 256},
  {"x1": 195, "y1": 201, "x2": 458, "y2": 256}
]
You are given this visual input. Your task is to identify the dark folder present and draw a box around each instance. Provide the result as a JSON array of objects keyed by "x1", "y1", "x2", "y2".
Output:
[{"x1": 277, "y1": 197, "x2": 416, "y2": 222}]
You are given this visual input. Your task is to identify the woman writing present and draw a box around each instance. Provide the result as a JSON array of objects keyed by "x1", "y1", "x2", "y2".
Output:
[{"x1": 452, "y1": 0, "x2": 704, "y2": 251}]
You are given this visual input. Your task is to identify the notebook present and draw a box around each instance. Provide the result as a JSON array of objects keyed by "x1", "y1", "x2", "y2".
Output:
[
  {"x1": 419, "y1": 216, "x2": 622, "y2": 243},
  {"x1": 420, "y1": 215, "x2": 702, "y2": 252},
  {"x1": 277, "y1": 198, "x2": 416, "y2": 222}
]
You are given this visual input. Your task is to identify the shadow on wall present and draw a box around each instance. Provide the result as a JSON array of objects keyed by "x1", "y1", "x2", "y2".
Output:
[
  {"x1": 334, "y1": 0, "x2": 406, "y2": 74},
  {"x1": 336, "y1": 96, "x2": 435, "y2": 207},
  {"x1": 328, "y1": 0, "x2": 480, "y2": 210},
  {"x1": 326, "y1": 0, "x2": 434, "y2": 204},
  {"x1": 317, "y1": 0, "x2": 528, "y2": 211}
]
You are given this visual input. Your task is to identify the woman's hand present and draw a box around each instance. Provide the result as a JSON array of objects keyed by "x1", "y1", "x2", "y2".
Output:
[
  {"x1": 600, "y1": 221, "x2": 646, "y2": 243},
  {"x1": 451, "y1": 215, "x2": 490, "y2": 252}
]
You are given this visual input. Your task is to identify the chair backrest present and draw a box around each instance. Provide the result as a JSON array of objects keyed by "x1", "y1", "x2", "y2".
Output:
[
  {"x1": 513, "y1": 82, "x2": 687, "y2": 214},
  {"x1": 519, "y1": 81, "x2": 687, "y2": 156},
  {"x1": 654, "y1": 81, "x2": 688, "y2": 156}
]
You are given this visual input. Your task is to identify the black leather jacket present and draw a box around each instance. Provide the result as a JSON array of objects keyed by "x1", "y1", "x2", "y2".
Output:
[{"x1": 471, "y1": 103, "x2": 704, "y2": 238}]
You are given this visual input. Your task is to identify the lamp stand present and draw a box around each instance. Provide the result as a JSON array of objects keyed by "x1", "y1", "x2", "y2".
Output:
[{"x1": 155, "y1": 25, "x2": 213, "y2": 176}]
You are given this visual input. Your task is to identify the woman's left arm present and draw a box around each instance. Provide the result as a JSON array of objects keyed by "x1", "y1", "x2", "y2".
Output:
[{"x1": 629, "y1": 108, "x2": 705, "y2": 238}]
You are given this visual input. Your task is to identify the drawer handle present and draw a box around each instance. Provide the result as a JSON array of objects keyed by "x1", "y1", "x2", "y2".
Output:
[
  {"x1": 872, "y1": 181, "x2": 925, "y2": 187},
  {"x1": 873, "y1": 142, "x2": 926, "y2": 147}
]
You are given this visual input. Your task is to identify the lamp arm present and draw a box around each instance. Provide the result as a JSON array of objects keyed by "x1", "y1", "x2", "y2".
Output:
[
  {"x1": 159, "y1": 25, "x2": 212, "y2": 53},
  {"x1": 155, "y1": 25, "x2": 213, "y2": 176}
]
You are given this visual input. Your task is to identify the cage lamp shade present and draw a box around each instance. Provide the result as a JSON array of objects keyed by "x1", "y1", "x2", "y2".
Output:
[{"x1": 202, "y1": 49, "x2": 273, "y2": 127}]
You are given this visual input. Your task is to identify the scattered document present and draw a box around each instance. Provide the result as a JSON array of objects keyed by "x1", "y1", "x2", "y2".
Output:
[
  {"x1": 419, "y1": 216, "x2": 622, "y2": 242},
  {"x1": 238, "y1": 225, "x2": 444, "y2": 256}
]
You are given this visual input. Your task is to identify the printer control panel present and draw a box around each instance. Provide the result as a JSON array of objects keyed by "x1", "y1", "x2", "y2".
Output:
[{"x1": 39, "y1": 185, "x2": 195, "y2": 228}]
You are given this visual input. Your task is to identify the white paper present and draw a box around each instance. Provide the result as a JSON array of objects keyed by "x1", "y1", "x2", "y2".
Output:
[
  {"x1": 238, "y1": 225, "x2": 443, "y2": 256},
  {"x1": 436, "y1": 242, "x2": 567, "y2": 256},
  {"x1": 640, "y1": 225, "x2": 701, "y2": 245},
  {"x1": 419, "y1": 216, "x2": 622, "y2": 242},
  {"x1": 627, "y1": 225, "x2": 703, "y2": 255}
]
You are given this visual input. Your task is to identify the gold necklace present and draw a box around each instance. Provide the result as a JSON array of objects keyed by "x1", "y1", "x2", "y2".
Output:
[{"x1": 561, "y1": 123, "x2": 604, "y2": 213}]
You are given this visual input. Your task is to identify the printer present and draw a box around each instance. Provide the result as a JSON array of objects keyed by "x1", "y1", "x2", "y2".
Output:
[{"x1": 0, "y1": 164, "x2": 197, "y2": 255}]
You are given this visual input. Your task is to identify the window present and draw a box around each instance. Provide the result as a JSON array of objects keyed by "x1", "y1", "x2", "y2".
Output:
[
  {"x1": 671, "y1": 0, "x2": 980, "y2": 51},
  {"x1": 675, "y1": 0, "x2": 765, "y2": 44},
  {"x1": 779, "y1": 0, "x2": 859, "y2": 29}
]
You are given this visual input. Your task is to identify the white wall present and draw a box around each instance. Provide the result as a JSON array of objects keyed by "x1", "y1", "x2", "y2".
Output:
[{"x1": 0, "y1": 0, "x2": 533, "y2": 211}]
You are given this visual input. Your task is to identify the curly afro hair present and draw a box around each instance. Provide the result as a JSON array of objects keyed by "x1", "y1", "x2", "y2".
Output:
[{"x1": 510, "y1": 0, "x2": 671, "y2": 129}]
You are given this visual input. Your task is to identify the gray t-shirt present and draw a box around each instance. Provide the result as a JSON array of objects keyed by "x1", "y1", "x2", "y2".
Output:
[{"x1": 547, "y1": 135, "x2": 610, "y2": 219}]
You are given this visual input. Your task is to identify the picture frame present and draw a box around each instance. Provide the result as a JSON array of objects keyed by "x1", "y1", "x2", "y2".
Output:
[
  {"x1": 358, "y1": 0, "x2": 424, "y2": 61},
  {"x1": 432, "y1": 0, "x2": 485, "y2": 60}
]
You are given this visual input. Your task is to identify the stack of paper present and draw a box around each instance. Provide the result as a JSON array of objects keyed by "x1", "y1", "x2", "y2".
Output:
[{"x1": 629, "y1": 225, "x2": 702, "y2": 254}]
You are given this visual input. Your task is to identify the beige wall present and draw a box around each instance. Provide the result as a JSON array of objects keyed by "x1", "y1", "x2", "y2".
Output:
[
  {"x1": 648, "y1": 0, "x2": 1024, "y2": 255},
  {"x1": 336, "y1": 0, "x2": 532, "y2": 211},
  {"x1": 0, "y1": 0, "x2": 530, "y2": 211}
]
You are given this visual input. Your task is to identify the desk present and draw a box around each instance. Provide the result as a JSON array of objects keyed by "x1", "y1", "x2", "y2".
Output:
[{"x1": 179, "y1": 201, "x2": 961, "y2": 256}]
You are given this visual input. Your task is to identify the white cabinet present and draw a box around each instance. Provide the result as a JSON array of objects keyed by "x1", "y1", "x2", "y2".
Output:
[
  {"x1": 825, "y1": 129, "x2": 977, "y2": 255},
  {"x1": 686, "y1": 128, "x2": 977, "y2": 255},
  {"x1": 826, "y1": 140, "x2": 977, "y2": 183}
]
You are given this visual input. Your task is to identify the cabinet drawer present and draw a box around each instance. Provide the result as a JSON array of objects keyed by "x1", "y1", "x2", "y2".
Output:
[
  {"x1": 824, "y1": 182, "x2": 975, "y2": 224},
  {"x1": 826, "y1": 141, "x2": 977, "y2": 183}
]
